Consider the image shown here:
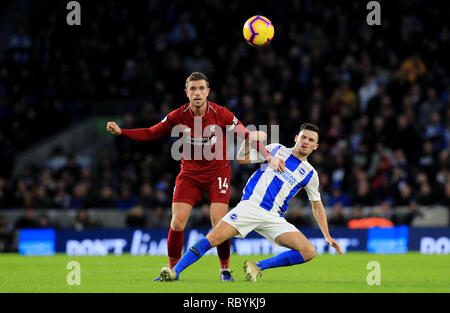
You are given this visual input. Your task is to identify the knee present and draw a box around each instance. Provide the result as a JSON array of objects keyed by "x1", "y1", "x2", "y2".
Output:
[
  {"x1": 211, "y1": 215, "x2": 227, "y2": 228},
  {"x1": 206, "y1": 233, "x2": 220, "y2": 247},
  {"x1": 301, "y1": 244, "x2": 316, "y2": 261},
  {"x1": 210, "y1": 211, "x2": 227, "y2": 227},
  {"x1": 170, "y1": 215, "x2": 187, "y2": 231}
]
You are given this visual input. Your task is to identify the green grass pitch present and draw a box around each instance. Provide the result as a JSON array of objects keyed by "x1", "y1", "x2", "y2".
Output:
[{"x1": 0, "y1": 252, "x2": 448, "y2": 293}]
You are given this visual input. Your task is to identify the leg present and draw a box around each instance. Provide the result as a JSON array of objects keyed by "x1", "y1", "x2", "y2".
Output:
[
  {"x1": 161, "y1": 221, "x2": 238, "y2": 281},
  {"x1": 210, "y1": 202, "x2": 232, "y2": 271},
  {"x1": 244, "y1": 231, "x2": 316, "y2": 282},
  {"x1": 206, "y1": 220, "x2": 239, "y2": 247},
  {"x1": 167, "y1": 202, "x2": 193, "y2": 268},
  {"x1": 255, "y1": 231, "x2": 316, "y2": 272},
  {"x1": 275, "y1": 231, "x2": 316, "y2": 261},
  {"x1": 170, "y1": 202, "x2": 193, "y2": 231},
  {"x1": 206, "y1": 165, "x2": 232, "y2": 273},
  {"x1": 209, "y1": 202, "x2": 229, "y2": 227},
  {"x1": 168, "y1": 171, "x2": 202, "y2": 269}
]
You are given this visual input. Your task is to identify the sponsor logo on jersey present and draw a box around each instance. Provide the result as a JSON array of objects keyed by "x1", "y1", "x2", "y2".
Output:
[{"x1": 274, "y1": 169, "x2": 297, "y2": 186}]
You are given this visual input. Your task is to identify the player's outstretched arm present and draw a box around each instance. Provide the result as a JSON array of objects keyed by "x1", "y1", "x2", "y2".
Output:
[
  {"x1": 310, "y1": 200, "x2": 343, "y2": 255},
  {"x1": 105, "y1": 118, "x2": 173, "y2": 141}
]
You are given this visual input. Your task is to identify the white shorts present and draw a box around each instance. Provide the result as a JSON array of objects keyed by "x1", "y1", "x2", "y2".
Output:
[{"x1": 222, "y1": 200, "x2": 300, "y2": 246}]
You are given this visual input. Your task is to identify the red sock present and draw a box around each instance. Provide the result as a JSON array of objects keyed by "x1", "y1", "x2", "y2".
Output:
[
  {"x1": 216, "y1": 239, "x2": 231, "y2": 269},
  {"x1": 167, "y1": 228, "x2": 184, "y2": 269}
]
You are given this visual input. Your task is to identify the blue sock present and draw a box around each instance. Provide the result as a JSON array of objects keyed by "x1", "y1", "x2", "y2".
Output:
[
  {"x1": 173, "y1": 237, "x2": 211, "y2": 277},
  {"x1": 257, "y1": 250, "x2": 305, "y2": 271}
]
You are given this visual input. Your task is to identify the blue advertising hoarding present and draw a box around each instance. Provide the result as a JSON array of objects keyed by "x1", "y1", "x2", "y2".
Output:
[
  {"x1": 408, "y1": 227, "x2": 450, "y2": 254},
  {"x1": 17, "y1": 226, "x2": 450, "y2": 256},
  {"x1": 18, "y1": 229, "x2": 56, "y2": 255},
  {"x1": 53, "y1": 228, "x2": 367, "y2": 256},
  {"x1": 367, "y1": 226, "x2": 409, "y2": 254}
]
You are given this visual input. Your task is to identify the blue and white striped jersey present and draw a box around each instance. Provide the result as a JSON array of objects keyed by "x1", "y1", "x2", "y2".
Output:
[{"x1": 242, "y1": 143, "x2": 321, "y2": 215}]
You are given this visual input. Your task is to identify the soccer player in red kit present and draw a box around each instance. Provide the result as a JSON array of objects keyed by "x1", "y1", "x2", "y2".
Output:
[{"x1": 106, "y1": 72, "x2": 284, "y2": 281}]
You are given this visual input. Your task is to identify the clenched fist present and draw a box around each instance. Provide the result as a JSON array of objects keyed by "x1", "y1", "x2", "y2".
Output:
[
  {"x1": 106, "y1": 121, "x2": 122, "y2": 135},
  {"x1": 267, "y1": 155, "x2": 286, "y2": 172},
  {"x1": 248, "y1": 130, "x2": 267, "y2": 142}
]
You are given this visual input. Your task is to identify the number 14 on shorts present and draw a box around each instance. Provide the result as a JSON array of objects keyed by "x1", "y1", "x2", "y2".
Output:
[{"x1": 217, "y1": 177, "x2": 229, "y2": 194}]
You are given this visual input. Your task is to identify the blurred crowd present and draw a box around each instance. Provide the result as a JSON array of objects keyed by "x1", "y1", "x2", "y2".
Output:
[{"x1": 0, "y1": 0, "x2": 449, "y2": 236}]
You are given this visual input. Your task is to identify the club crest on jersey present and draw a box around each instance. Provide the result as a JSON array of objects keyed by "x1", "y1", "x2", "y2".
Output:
[
  {"x1": 230, "y1": 213, "x2": 238, "y2": 221},
  {"x1": 299, "y1": 168, "x2": 306, "y2": 175},
  {"x1": 226, "y1": 116, "x2": 238, "y2": 131}
]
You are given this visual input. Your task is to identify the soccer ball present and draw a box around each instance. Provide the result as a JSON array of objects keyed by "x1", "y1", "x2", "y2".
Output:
[{"x1": 243, "y1": 15, "x2": 274, "y2": 47}]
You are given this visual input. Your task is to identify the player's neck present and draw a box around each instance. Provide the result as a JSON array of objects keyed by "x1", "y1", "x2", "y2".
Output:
[
  {"x1": 190, "y1": 101, "x2": 207, "y2": 117},
  {"x1": 292, "y1": 149, "x2": 308, "y2": 162}
]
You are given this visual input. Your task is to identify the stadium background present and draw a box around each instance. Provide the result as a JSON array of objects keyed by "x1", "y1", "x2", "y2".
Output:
[{"x1": 0, "y1": 0, "x2": 448, "y2": 255}]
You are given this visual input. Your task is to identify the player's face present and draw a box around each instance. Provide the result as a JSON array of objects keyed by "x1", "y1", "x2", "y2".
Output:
[
  {"x1": 185, "y1": 80, "x2": 210, "y2": 109},
  {"x1": 294, "y1": 130, "x2": 319, "y2": 156}
]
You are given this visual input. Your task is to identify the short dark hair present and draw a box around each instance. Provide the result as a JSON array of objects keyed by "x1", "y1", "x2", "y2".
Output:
[
  {"x1": 185, "y1": 72, "x2": 209, "y2": 88},
  {"x1": 300, "y1": 123, "x2": 320, "y2": 141}
]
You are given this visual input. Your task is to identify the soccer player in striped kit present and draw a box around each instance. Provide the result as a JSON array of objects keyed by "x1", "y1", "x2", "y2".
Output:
[
  {"x1": 159, "y1": 123, "x2": 342, "y2": 282},
  {"x1": 106, "y1": 72, "x2": 284, "y2": 281}
]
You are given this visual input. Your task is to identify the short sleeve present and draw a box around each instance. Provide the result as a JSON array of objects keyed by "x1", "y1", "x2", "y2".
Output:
[
  {"x1": 220, "y1": 107, "x2": 239, "y2": 131},
  {"x1": 303, "y1": 170, "x2": 321, "y2": 202},
  {"x1": 163, "y1": 109, "x2": 179, "y2": 127}
]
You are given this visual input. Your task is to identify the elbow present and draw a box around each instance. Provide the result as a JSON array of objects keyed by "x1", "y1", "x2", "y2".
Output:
[
  {"x1": 236, "y1": 159, "x2": 246, "y2": 165},
  {"x1": 236, "y1": 157, "x2": 251, "y2": 165},
  {"x1": 311, "y1": 201, "x2": 323, "y2": 211}
]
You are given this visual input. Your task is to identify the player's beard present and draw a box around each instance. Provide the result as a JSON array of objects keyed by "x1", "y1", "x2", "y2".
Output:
[{"x1": 191, "y1": 98, "x2": 206, "y2": 111}]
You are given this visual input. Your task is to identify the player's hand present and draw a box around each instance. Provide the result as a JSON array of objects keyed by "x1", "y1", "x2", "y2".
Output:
[
  {"x1": 267, "y1": 155, "x2": 286, "y2": 172},
  {"x1": 326, "y1": 237, "x2": 343, "y2": 255},
  {"x1": 106, "y1": 121, "x2": 122, "y2": 135},
  {"x1": 248, "y1": 131, "x2": 267, "y2": 142}
]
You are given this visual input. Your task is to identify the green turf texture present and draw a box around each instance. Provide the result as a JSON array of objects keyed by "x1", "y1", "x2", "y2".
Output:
[{"x1": 0, "y1": 252, "x2": 448, "y2": 293}]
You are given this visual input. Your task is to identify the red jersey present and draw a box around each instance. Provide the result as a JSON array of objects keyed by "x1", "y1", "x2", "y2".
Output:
[{"x1": 121, "y1": 101, "x2": 266, "y2": 173}]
